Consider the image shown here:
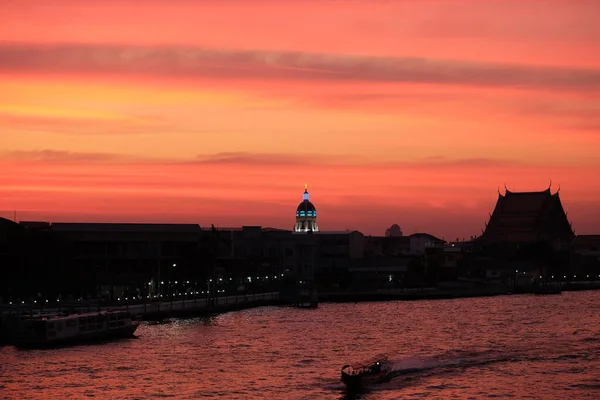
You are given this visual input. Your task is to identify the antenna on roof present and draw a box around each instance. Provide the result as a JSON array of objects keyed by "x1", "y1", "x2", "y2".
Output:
[
  {"x1": 548, "y1": 178, "x2": 552, "y2": 190},
  {"x1": 557, "y1": 184, "x2": 561, "y2": 194}
]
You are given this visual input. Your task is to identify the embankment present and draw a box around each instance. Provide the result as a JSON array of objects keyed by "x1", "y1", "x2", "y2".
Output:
[{"x1": 319, "y1": 282, "x2": 600, "y2": 303}]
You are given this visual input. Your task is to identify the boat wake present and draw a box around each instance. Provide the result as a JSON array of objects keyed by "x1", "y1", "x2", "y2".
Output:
[
  {"x1": 382, "y1": 350, "x2": 535, "y2": 384},
  {"x1": 387, "y1": 356, "x2": 439, "y2": 376},
  {"x1": 332, "y1": 343, "x2": 600, "y2": 398}
]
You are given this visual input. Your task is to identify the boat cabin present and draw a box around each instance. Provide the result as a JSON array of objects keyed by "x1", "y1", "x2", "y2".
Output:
[
  {"x1": 341, "y1": 354, "x2": 389, "y2": 376},
  {"x1": 14, "y1": 310, "x2": 135, "y2": 345}
]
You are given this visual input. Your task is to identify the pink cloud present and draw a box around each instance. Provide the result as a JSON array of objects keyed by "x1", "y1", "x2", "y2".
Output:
[{"x1": 1, "y1": 43, "x2": 599, "y2": 92}]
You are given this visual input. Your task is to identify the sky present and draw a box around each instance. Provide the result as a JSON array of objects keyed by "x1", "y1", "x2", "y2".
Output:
[{"x1": 1, "y1": 0, "x2": 599, "y2": 239}]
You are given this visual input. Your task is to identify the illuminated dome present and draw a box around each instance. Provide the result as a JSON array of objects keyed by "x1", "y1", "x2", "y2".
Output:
[
  {"x1": 294, "y1": 184, "x2": 319, "y2": 232},
  {"x1": 296, "y1": 198, "x2": 316, "y2": 217}
]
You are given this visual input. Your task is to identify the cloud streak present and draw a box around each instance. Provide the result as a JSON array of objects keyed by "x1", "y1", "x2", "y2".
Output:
[
  {"x1": 0, "y1": 113, "x2": 165, "y2": 135},
  {"x1": 2, "y1": 150, "x2": 125, "y2": 163},
  {"x1": 0, "y1": 150, "x2": 550, "y2": 169},
  {"x1": 192, "y1": 152, "x2": 354, "y2": 166},
  {"x1": 2, "y1": 42, "x2": 600, "y2": 91}
]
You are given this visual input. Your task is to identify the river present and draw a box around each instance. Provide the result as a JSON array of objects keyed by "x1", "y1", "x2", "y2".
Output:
[{"x1": 2, "y1": 291, "x2": 600, "y2": 399}]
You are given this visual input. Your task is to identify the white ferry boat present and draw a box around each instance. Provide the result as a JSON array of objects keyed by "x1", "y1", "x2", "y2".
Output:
[{"x1": 12, "y1": 310, "x2": 140, "y2": 347}]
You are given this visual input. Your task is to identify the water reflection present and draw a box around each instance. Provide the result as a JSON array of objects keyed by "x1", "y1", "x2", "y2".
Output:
[{"x1": 2, "y1": 292, "x2": 600, "y2": 399}]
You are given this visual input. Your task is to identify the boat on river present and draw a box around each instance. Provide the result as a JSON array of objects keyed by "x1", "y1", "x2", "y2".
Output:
[
  {"x1": 11, "y1": 310, "x2": 140, "y2": 347},
  {"x1": 341, "y1": 354, "x2": 390, "y2": 388}
]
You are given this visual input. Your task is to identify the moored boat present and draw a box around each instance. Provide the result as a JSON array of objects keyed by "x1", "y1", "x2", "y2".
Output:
[
  {"x1": 341, "y1": 354, "x2": 390, "y2": 388},
  {"x1": 11, "y1": 310, "x2": 140, "y2": 347}
]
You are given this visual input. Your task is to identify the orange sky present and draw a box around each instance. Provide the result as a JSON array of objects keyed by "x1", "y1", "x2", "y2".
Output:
[{"x1": 1, "y1": 0, "x2": 599, "y2": 239}]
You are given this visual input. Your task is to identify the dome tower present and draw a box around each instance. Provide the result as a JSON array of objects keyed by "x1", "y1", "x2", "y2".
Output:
[{"x1": 294, "y1": 184, "x2": 319, "y2": 233}]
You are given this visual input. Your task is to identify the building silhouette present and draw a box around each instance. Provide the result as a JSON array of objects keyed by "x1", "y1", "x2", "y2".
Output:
[
  {"x1": 294, "y1": 184, "x2": 319, "y2": 233},
  {"x1": 2, "y1": 185, "x2": 598, "y2": 303},
  {"x1": 476, "y1": 186, "x2": 574, "y2": 248}
]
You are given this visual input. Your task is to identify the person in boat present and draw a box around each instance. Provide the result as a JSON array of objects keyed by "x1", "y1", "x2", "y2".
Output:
[{"x1": 372, "y1": 362, "x2": 381, "y2": 373}]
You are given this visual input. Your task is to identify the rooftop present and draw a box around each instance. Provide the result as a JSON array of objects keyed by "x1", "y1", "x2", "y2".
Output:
[
  {"x1": 409, "y1": 233, "x2": 445, "y2": 242},
  {"x1": 50, "y1": 222, "x2": 202, "y2": 233},
  {"x1": 479, "y1": 187, "x2": 574, "y2": 244}
]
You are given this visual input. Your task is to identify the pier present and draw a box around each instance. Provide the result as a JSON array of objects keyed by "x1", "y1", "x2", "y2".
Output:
[
  {"x1": 1, "y1": 292, "x2": 281, "y2": 319},
  {"x1": 0, "y1": 292, "x2": 283, "y2": 344}
]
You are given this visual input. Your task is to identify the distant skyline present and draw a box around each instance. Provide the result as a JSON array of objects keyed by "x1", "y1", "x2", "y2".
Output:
[{"x1": 1, "y1": 0, "x2": 599, "y2": 240}]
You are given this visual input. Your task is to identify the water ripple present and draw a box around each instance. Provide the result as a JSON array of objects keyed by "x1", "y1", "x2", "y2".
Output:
[{"x1": 1, "y1": 292, "x2": 600, "y2": 399}]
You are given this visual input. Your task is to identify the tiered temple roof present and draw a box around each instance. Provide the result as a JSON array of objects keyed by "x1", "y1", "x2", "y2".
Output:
[{"x1": 477, "y1": 187, "x2": 574, "y2": 245}]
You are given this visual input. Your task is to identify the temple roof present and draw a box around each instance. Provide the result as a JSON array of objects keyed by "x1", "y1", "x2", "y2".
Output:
[
  {"x1": 478, "y1": 187, "x2": 574, "y2": 244},
  {"x1": 498, "y1": 188, "x2": 553, "y2": 212}
]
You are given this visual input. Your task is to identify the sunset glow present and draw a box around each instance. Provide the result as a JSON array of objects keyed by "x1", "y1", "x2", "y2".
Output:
[{"x1": 1, "y1": 0, "x2": 599, "y2": 239}]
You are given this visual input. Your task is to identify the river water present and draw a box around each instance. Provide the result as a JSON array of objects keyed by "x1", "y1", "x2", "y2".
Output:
[{"x1": 2, "y1": 291, "x2": 600, "y2": 399}]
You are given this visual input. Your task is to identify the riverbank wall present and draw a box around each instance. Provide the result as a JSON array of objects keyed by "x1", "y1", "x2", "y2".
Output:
[
  {"x1": 319, "y1": 288, "x2": 509, "y2": 303},
  {"x1": 319, "y1": 281, "x2": 600, "y2": 303},
  {"x1": 137, "y1": 298, "x2": 285, "y2": 320},
  {"x1": 4, "y1": 283, "x2": 600, "y2": 345}
]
